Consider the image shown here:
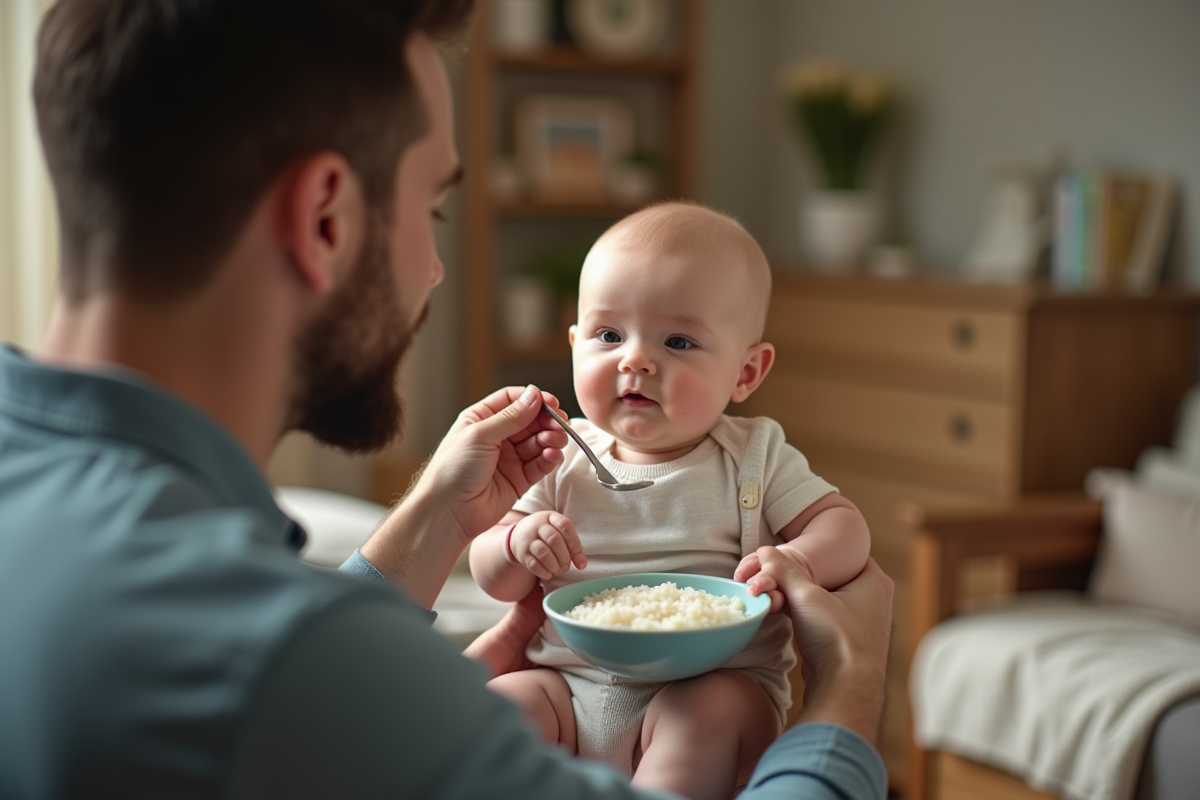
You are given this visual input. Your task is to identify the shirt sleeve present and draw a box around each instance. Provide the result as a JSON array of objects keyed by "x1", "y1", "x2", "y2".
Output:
[
  {"x1": 741, "y1": 724, "x2": 889, "y2": 800},
  {"x1": 338, "y1": 548, "x2": 437, "y2": 625}
]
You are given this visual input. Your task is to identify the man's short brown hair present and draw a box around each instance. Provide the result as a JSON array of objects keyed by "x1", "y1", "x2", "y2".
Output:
[{"x1": 34, "y1": 0, "x2": 474, "y2": 302}]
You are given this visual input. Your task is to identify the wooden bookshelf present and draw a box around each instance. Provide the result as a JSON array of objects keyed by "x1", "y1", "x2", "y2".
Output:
[{"x1": 459, "y1": 0, "x2": 700, "y2": 410}]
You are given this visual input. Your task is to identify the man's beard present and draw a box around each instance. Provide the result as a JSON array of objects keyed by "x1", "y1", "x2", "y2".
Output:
[{"x1": 287, "y1": 217, "x2": 426, "y2": 454}]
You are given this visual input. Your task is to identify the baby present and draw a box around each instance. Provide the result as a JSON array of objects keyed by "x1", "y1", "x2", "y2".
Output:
[{"x1": 469, "y1": 201, "x2": 871, "y2": 800}]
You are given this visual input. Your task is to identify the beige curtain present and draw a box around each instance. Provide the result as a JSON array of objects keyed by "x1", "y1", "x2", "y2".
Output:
[{"x1": 0, "y1": 0, "x2": 57, "y2": 349}]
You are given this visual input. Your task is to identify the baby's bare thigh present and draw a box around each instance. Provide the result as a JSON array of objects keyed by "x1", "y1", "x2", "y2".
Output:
[
  {"x1": 637, "y1": 670, "x2": 781, "y2": 776},
  {"x1": 488, "y1": 668, "x2": 578, "y2": 751}
]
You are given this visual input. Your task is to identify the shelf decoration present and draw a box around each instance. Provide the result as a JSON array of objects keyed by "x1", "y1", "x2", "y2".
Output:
[
  {"x1": 492, "y1": 0, "x2": 552, "y2": 54},
  {"x1": 566, "y1": 0, "x2": 669, "y2": 61},
  {"x1": 780, "y1": 60, "x2": 895, "y2": 272},
  {"x1": 780, "y1": 60, "x2": 893, "y2": 191},
  {"x1": 608, "y1": 147, "x2": 658, "y2": 205},
  {"x1": 516, "y1": 94, "x2": 633, "y2": 202}
]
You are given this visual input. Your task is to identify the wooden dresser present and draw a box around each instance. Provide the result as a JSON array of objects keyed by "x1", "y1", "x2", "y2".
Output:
[{"x1": 738, "y1": 271, "x2": 1200, "y2": 794}]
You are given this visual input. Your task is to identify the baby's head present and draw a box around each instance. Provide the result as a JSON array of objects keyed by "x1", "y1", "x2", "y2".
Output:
[{"x1": 569, "y1": 202, "x2": 775, "y2": 464}]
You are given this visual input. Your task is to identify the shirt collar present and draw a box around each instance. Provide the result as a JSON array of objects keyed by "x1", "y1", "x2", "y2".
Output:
[{"x1": 0, "y1": 345, "x2": 306, "y2": 551}]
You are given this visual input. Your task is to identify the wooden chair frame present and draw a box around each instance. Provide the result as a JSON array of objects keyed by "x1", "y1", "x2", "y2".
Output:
[{"x1": 902, "y1": 493, "x2": 1104, "y2": 800}]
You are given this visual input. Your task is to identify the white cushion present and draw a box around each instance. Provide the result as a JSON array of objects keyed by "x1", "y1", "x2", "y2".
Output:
[
  {"x1": 275, "y1": 486, "x2": 387, "y2": 567},
  {"x1": 1135, "y1": 447, "x2": 1200, "y2": 503},
  {"x1": 1086, "y1": 471, "x2": 1200, "y2": 627},
  {"x1": 1170, "y1": 385, "x2": 1200, "y2": 465}
]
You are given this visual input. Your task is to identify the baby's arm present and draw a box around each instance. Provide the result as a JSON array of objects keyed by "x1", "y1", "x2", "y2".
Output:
[
  {"x1": 470, "y1": 510, "x2": 587, "y2": 602},
  {"x1": 735, "y1": 493, "x2": 871, "y2": 605}
]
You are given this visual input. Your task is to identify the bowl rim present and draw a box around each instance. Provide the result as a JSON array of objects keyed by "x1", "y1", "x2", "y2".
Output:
[{"x1": 543, "y1": 572, "x2": 771, "y2": 634}]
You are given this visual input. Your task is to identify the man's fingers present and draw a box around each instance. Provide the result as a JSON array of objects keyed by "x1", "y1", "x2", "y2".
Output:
[
  {"x1": 767, "y1": 589, "x2": 785, "y2": 614},
  {"x1": 464, "y1": 384, "x2": 543, "y2": 446},
  {"x1": 733, "y1": 552, "x2": 761, "y2": 582},
  {"x1": 463, "y1": 584, "x2": 546, "y2": 678},
  {"x1": 512, "y1": 428, "x2": 569, "y2": 462}
]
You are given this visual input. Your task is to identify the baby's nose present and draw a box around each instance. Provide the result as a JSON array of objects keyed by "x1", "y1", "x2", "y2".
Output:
[{"x1": 618, "y1": 344, "x2": 656, "y2": 375}]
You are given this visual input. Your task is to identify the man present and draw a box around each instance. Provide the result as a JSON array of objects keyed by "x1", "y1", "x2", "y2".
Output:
[{"x1": 0, "y1": 1, "x2": 894, "y2": 798}]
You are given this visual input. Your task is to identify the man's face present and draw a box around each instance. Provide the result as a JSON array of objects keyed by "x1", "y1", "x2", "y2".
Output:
[{"x1": 289, "y1": 34, "x2": 460, "y2": 453}]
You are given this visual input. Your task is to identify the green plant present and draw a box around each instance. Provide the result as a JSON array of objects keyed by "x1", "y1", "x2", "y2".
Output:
[
  {"x1": 780, "y1": 61, "x2": 893, "y2": 191},
  {"x1": 528, "y1": 241, "x2": 591, "y2": 302},
  {"x1": 622, "y1": 146, "x2": 657, "y2": 169}
]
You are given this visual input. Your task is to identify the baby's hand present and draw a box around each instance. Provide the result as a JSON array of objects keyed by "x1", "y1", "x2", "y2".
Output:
[
  {"x1": 507, "y1": 511, "x2": 587, "y2": 581},
  {"x1": 735, "y1": 546, "x2": 816, "y2": 614}
]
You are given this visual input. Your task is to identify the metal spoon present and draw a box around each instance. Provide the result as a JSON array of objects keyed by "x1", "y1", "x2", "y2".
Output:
[{"x1": 542, "y1": 403, "x2": 654, "y2": 491}]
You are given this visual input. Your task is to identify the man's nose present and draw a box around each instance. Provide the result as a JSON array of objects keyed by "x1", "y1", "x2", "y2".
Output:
[{"x1": 430, "y1": 255, "x2": 445, "y2": 288}]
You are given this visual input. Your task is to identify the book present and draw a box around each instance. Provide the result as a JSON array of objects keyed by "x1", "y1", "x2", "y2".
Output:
[
  {"x1": 1098, "y1": 176, "x2": 1151, "y2": 288},
  {"x1": 1123, "y1": 176, "x2": 1175, "y2": 294},
  {"x1": 1050, "y1": 169, "x2": 1175, "y2": 293},
  {"x1": 1051, "y1": 172, "x2": 1082, "y2": 291}
]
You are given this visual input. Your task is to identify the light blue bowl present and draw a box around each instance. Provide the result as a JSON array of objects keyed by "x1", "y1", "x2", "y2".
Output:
[{"x1": 543, "y1": 572, "x2": 771, "y2": 681}]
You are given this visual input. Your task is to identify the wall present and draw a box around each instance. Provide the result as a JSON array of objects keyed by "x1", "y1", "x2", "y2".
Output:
[
  {"x1": 0, "y1": 0, "x2": 58, "y2": 349},
  {"x1": 7, "y1": 1, "x2": 1199, "y2": 498},
  {"x1": 385, "y1": 0, "x2": 1200, "y2": 490},
  {"x1": 703, "y1": 0, "x2": 1200, "y2": 286}
]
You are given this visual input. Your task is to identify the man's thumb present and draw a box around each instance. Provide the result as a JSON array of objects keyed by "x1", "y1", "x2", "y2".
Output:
[{"x1": 471, "y1": 384, "x2": 542, "y2": 444}]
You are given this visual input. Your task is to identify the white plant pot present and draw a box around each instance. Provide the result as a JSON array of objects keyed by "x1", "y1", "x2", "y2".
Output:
[
  {"x1": 608, "y1": 164, "x2": 657, "y2": 206},
  {"x1": 799, "y1": 192, "x2": 881, "y2": 273},
  {"x1": 500, "y1": 277, "x2": 551, "y2": 346},
  {"x1": 492, "y1": 0, "x2": 549, "y2": 54}
]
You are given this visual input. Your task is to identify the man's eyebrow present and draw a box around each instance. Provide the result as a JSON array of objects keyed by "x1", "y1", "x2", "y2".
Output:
[{"x1": 438, "y1": 165, "x2": 464, "y2": 191}]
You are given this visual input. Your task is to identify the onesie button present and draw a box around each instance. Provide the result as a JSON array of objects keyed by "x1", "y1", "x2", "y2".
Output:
[{"x1": 739, "y1": 481, "x2": 760, "y2": 509}]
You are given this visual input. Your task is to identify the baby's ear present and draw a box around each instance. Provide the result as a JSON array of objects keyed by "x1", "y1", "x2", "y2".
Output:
[
  {"x1": 568, "y1": 324, "x2": 578, "y2": 348},
  {"x1": 730, "y1": 342, "x2": 775, "y2": 403}
]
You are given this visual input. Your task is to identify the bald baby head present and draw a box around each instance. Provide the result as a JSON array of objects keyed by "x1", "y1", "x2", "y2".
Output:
[{"x1": 584, "y1": 201, "x2": 773, "y2": 344}]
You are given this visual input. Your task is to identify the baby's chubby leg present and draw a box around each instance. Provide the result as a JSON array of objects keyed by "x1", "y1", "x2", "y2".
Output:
[
  {"x1": 487, "y1": 668, "x2": 577, "y2": 752},
  {"x1": 633, "y1": 670, "x2": 781, "y2": 800}
]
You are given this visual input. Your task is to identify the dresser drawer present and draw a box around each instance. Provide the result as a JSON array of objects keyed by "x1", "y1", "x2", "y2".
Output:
[
  {"x1": 761, "y1": 374, "x2": 1016, "y2": 485},
  {"x1": 766, "y1": 295, "x2": 1022, "y2": 398}
]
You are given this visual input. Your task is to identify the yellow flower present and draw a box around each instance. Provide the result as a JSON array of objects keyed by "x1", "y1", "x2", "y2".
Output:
[
  {"x1": 780, "y1": 60, "x2": 847, "y2": 97},
  {"x1": 778, "y1": 59, "x2": 895, "y2": 191},
  {"x1": 848, "y1": 75, "x2": 888, "y2": 114}
]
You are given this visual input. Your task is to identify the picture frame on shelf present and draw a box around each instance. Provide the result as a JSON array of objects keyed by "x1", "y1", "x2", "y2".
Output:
[
  {"x1": 516, "y1": 94, "x2": 633, "y2": 202},
  {"x1": 566, "y1": 0, "x2": 670, "y2": 62}
]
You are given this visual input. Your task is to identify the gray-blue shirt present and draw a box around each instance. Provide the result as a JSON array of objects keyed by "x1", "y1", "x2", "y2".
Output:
[{"x1": 0, "y1": 345, "x2": 886, "y2": 799}]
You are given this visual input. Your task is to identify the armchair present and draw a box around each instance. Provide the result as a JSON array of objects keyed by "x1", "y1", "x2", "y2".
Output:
[{"x1": 903, "y1": 490, "x2": 1200, "y2": 800}]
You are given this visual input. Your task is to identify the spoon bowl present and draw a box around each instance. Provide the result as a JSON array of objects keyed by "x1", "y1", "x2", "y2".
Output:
[{"x1": 542, "y1": 403, "x2": 654, "y2": 491}]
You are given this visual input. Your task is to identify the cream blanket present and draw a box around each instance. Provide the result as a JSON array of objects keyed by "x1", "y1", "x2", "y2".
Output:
[{"x1": 910, "y1": 592, "x2": 1200, "y2": 800}]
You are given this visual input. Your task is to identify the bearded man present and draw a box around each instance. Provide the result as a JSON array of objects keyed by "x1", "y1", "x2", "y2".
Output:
[{"x1": 0, "y1": 2, "x2": 893, "y2": 799}]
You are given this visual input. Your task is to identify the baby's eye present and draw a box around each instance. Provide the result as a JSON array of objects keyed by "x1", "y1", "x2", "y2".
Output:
[
  {"x1": 665, "y1": 336, "x2": 694, "y2": 350},
  {"x1": 598, "y1": 330, "x2": 623, "y2": 344}
]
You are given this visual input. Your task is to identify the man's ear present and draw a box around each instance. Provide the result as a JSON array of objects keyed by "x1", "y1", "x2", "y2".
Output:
[
  {"x1": 730, "y1": 342, "x2": 775, "y2": 403},
  {"x1": 281, "y1": 152, "x2": 364, "y2": 295}
]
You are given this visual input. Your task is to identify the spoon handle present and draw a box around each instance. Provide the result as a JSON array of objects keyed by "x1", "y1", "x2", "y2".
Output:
[{"x1": 541, "y1": 403, "x2": 622, "y2": 485}]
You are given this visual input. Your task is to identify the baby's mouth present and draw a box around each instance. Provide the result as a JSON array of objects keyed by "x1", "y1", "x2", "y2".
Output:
[{"x1": 620, "y1": 392, "x2": 655, "y2": 407}]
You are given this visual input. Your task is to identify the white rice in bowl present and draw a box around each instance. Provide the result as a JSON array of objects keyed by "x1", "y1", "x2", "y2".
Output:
[{"x1": 565, "y1": 581, "x2": 747, "y2": 631}]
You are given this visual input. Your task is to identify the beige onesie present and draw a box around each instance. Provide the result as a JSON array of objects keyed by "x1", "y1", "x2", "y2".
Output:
[{"x1": 512, "y1": 414, "x2": 837, "y2": 773}]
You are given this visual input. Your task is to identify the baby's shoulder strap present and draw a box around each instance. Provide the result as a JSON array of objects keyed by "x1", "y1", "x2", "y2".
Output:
[{"x1": 709, "y1": 416, "x2": 777, "y2": 557}]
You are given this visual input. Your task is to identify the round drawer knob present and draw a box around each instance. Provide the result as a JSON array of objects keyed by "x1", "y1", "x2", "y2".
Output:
[
  {"x1": 951, "y1": 320, "x2": 976, "y2": 349},
  {"x1": 949, "y1": 414, "x2": 974, "y2": 443}
]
